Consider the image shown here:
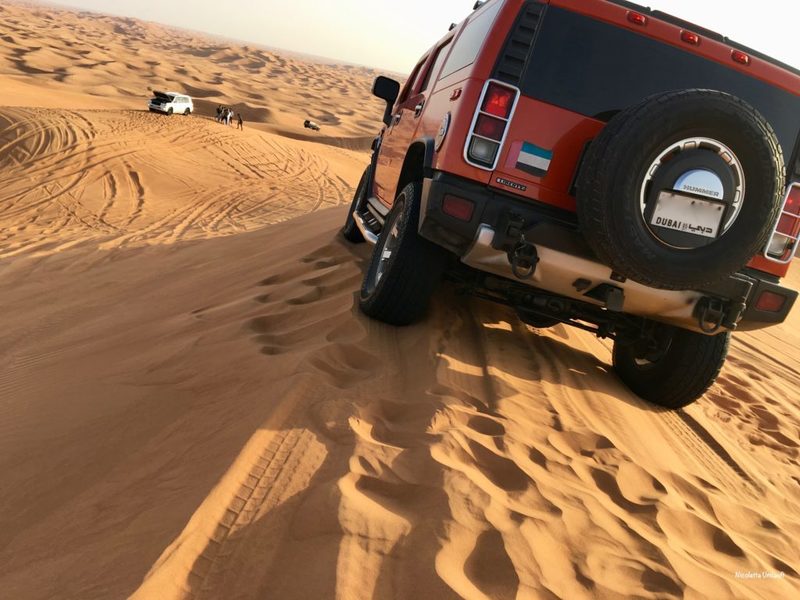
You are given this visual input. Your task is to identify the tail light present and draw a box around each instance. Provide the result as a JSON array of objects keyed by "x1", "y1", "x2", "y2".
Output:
[
  {"x1": 764, "y1": 183, "x2": 800, "y2": 264},
  {"x1": 464, "y1": 80, "x2": 519, "y2": 170},
  {"x1": 755, "y1": 290, "x2": 787, "y2": 313},
  {"x1": 481, "y1": 84, "x2": 515, "y2": 118},
  {"x1": 442, "y1": 194, "x2": 475, "y2": 222}
]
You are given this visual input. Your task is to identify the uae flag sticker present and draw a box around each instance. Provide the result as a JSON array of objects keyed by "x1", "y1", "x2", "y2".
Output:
[{"x1": 516, "y1": 142, "x2": 553, "y2": 178}]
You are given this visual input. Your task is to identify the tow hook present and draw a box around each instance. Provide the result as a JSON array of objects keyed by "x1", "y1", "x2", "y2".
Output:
[
  {"x1": 508, "y1": 238, "x2": 538, "y2": 280},
  {"x1": 695, "y1": 297, "x2": 726, "y2": 333}
]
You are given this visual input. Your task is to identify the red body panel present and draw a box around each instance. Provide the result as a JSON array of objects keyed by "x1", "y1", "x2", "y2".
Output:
[
  {"x1": 372, "y1": 0, "x2": 800, "y2": 279},
  {"x1": 491, "y1": 98, "x2": 605, "y2": 212}
]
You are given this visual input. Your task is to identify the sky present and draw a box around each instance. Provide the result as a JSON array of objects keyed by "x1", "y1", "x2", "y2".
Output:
[{"x1": 44, "y1": 0, "x2": 800, "y2": 74}]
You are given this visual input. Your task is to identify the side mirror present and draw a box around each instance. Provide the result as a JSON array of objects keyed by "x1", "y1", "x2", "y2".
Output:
[{"x1": 372, "y1": 76, "x2": 400, "y2": 126}]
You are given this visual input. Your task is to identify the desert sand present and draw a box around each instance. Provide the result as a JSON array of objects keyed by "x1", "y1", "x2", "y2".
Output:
[{"x1": 1, "y1": 2, "x2": 799, "y2": 599}]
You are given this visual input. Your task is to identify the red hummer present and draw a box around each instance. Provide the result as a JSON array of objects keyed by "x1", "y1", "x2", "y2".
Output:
[{"x1": 342, "y1": 0, "x2": 800, "y2": 408}]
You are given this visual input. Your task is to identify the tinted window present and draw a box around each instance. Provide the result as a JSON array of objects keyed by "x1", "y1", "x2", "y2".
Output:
[
  {"x1": 420, "y1": 40, "x2": 452, "y2": 92},
  {"x1": 523, "y1": 7, "x2": 800, "y2": 158},
  {"x1": 440, "y1": 1, "x2": 502, "y2": 79}
]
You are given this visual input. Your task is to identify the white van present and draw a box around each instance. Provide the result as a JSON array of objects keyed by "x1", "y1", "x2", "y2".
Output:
[{"x1": 148, "y1": 91, "x2": 193, "y2": 116}]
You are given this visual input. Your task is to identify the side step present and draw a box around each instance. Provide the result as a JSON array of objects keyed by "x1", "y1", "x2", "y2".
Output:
[
  {"x1": 353, "y1": 196, "x2": 385, "y2": 245},
  {"x1": 353, "y1": 209, "x2": 380, "y2": 244}
]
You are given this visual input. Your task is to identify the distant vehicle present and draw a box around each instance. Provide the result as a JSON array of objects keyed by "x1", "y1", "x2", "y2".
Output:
[
  {"x1": 304, "y1": 119, "x2": 321, "y2": 131},
  {"x1": 344, "y1": 0, "x2": 800, "y2": 409},
  {"x1": 148, "y1": 91, "x2": 193, "y2": 116}
]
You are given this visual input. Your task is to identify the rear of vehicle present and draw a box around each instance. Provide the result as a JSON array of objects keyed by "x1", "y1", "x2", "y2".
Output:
[{"x1": 347, "y1": 0, "x2": 800, "y2": 408}]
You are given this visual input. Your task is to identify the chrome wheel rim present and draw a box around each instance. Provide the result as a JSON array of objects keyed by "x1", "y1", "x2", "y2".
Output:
[
  {"x1": 640, "y1": 137, "x2": 745, "y2": 248},
  {"x1": 366, "y1": 201, "x2": 404, "y2": 294},
  {"x1": 375, "y1": 218, "x2": 400, "y2": 286}
]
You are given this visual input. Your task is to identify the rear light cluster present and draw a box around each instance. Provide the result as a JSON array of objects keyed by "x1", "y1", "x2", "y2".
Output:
[
  {"x1": 464, "y1": 80, "x2": 519, "y2": 170},
  {"x1": 764, "y1": 183, "x2": 800, "y2": 264}
]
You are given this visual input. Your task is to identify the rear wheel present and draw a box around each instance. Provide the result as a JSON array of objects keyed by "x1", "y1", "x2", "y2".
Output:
[
  {"x1": 167, "y1": 107, "x2": 173, "y2": 116},
  {"x1": 359, "y1": 182, "x2": 448, "y2": 325},
  {"x1": 613, "y1": 325, "x2": 730, "y2": 409},
  {"x1": 184, "y1": 108, "x2": 191, "y2": 116},
  {"x1": 342, "y1": 167, "x2": 369, "y2": 243}
]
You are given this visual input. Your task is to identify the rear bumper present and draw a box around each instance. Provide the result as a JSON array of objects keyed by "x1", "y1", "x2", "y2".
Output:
[
  {"x1": 419, "y1": 171, "x2": 577, "y2": 256},
  {"x1": 418, "y1": 171, "x2": 797, "y2": 332}
]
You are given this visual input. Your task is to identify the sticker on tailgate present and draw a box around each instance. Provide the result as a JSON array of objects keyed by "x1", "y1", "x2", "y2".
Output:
[{"x1": 515, "y1": 142, "x2": 552, "y2": 178}]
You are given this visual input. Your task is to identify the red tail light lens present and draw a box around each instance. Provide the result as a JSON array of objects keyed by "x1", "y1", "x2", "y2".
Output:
[
  {"x1": 784, "y1": 186, "x2": 800, "y2": 216},
  {"x1": 474, "y1": 114, "x2": 506, "y2": 141},
  {"x1": 776, "y1": 214, "x2": 796, "y2": 236},
  {"x1": 481, "y1": 83, "x2": 515, "y2": 118},
  {"x1": 777, "y1": 187, "x2": 800, "y2": 236},
  {"x1": 765, "y1": 184, "x2": 800, "y2": 262},
  {"x1": 442, "y1": 195, "x2": 475, "y2": 222},
  {"x1": 755, "y1": 290, "x2": 787, "y2": 313}
]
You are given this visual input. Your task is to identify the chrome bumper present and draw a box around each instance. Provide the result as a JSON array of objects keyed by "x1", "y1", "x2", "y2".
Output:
[{"x1": 461, "y1": 224, "x2": 704, "y2": 330}]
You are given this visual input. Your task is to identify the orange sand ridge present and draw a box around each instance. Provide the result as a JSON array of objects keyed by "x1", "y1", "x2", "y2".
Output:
[{"x1": 1, "y1": 2, "x2": 799, "y2": 599}]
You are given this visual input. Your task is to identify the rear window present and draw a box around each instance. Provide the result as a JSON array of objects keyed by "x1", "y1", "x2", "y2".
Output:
[
  {"x1": 522, "y1": 6, "x2": 800, "y2": 159},
  {"x1": 440, "y1": 1, "x2": 502, "y2": 79}
]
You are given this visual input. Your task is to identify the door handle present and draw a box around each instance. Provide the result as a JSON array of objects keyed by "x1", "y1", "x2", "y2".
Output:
[{"x1": 414, "y1": 101, "x2": 425, "y2": 117}]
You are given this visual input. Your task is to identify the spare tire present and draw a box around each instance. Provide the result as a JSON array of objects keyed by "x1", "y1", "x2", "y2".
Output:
[{"x1": 576, "y1": 89, "x2": 784, "y2": 290}]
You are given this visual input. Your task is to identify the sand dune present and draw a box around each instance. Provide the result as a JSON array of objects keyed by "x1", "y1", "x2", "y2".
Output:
[
  {"x1": 0, "y1": 106, "x2": 363, "y2": 257},
  {"x1": 1, "y1": 2, "x2": 799, "y2": 600},
  {"x1": 0, "y1": 1, "x2": 386, "y2": 140}
]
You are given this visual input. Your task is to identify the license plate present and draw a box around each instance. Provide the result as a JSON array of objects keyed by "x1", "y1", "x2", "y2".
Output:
[{"x1": 650, "y1": 191, "x2": 725, "y2": 239}]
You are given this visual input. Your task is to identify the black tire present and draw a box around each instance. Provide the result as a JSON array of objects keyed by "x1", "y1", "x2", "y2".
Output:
[
  {"x1": 577, "y1": 90, "x2": 784, "y2": 290},
  {"x1": 359, "y1": 182, "x2": 447, "y2": 325},
  {"x1": 613, "y1": 326, "x2": 730, "y2": 409},
  {"x1": 167, "y1": 107, "x2": 173, "y2": 116},
  {"x1": 342, "y1": 167, "x2": 369, "y2": 243},
  {"x1": 184, "y1": 108, "x2": 191, "y2": 116}
]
